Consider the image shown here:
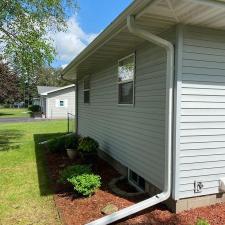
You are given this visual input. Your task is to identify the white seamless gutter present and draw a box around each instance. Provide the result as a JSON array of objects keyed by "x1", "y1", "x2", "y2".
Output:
[{"x1": 86, "y1": 10, "x2": 174, "y2": 225}]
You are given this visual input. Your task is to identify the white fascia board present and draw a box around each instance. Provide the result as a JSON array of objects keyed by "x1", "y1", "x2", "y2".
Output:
[{"x1": 41, "y1": 84, "x2": 75, "y2": 96}]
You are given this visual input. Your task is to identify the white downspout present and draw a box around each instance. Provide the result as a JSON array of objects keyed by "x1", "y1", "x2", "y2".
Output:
[{"x1": 86, "y1": 15, "x2": 174, "y2": 225}]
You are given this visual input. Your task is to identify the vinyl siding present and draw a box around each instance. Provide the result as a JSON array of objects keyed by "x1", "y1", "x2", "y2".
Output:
[
  {"x1": 178, "y1": 26, "x2": 225, "y2": 199},
  {"x1": 46, "y1": 86, "x2": 75, "y2": 119},
  {"x1": 77, "y1": 31, "x2": 174, "y2": 190}
]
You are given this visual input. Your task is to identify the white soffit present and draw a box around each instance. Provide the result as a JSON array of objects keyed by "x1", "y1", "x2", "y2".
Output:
[
  {"x1": 63, "y1": 0, "x2": 225, "y2": 78},
  {"x1": 144, "y1": 0, "x2": 225, "y2": 30}
]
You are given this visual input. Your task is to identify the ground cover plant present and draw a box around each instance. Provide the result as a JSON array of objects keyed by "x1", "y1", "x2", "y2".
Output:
[
  {"x1": 59, "y1": 164, "x2": 101, "y2": 196},
  {"x1": 0, "y1": 119, "x2": 67, "y2": 225},
  {"x1": 46, "y1": 145, "x2": 225, "y2": 225},
  {"x1": 0, "y1": 119, "x2": 223, "y2": 225},
  {"x1": 47, "y1": 133, "x2": 79, "y2": 153},
  {"x1": 78, "y1": 136, "x2": 99, "y2": 153},
  {"x1": 65, "y1": 133, "x2": 79, "y2": 150},
  {"x1": 68, "y1": 173, "x2": 101, "y2": 196},
  {"x1": 59, "y1": 164, "x2": 92, "y2": 184},
  {"x1": 195, "y1": 218, "x2": 210, "y2": 225}
]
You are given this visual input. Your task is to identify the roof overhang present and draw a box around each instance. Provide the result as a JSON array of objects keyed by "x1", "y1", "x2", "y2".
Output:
[
  {"x1": 62, "y1": 0, "x2": 225, "y2": 80},
  {"x1": 40, "y1": 84, "x2": 75, "y2": 96}
]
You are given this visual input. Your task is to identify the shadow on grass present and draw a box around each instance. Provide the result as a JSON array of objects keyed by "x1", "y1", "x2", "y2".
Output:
[
  {"x1": 0, "y1": 113, "x2": 14, "y2": 117},
  {"x1": 33, "y1": 132, "x2": 66, "y2": 196},
  {"x1": 0, "y1": 129, "x2": 24, "y2": 151}
]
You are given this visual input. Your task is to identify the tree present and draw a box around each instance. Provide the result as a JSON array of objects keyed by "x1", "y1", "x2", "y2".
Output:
[
  {"x1": 37, "y1": 67, "x2": 70, "y2": 87},
  {"x1": 0, "y1": 0, "x2": 78, "y2": 70},
  {"x1": 0, "y1": 0, "x2": 78, "y2": 105},
  {"x1": 22, "y1": 66, "x2": 70, "y2": 102},
  {"x1": 0, "y1": 60, "x2": 20, "y2": 104}
]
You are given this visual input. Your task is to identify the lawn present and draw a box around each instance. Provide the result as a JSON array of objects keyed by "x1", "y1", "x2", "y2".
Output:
[
  {"x1": 0, "y1": 120, "x2": 67, "y2": 225},
  {"x1": 0, "y1": 108, "x2": 30, "y2": 118}
]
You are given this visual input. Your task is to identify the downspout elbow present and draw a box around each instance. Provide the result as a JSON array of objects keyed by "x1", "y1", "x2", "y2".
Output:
[
  {"x1": 127, "y1": 15, "x2": 174, "y2": 53},
  {"x1": 86, "y1": 12, "x2": 174, "y2": 225}
]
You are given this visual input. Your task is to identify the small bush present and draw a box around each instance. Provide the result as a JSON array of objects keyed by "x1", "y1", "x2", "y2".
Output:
[
  {"x1": 58, "y1": 164, "x2": 92, "y2": 184},
  {"x1": 29, "y1": 105, "x2": 41, "y2": 112},
  {"x1": 78, "y1": 137, "x2": 99, "y2": 153},
  {"x1": 195, "y1": 218, "x2": 210, "y2": 225},
  {"x1": 47, "y1": 136, "x2": 66, "y2": 153},
  {"x1": 68, "y1": 173, "x2": 101, "y2": 196},
  {"x1": 65, "y1": 133, "x2": 79, "y2": 150},
  {"x1": 3, "y1": 104, "x2": 10, "y2": 108}
]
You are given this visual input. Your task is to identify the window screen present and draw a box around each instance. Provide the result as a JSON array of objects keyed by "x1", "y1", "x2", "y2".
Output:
[{"x1": 118, "y1": 54, "x2": 135, "y2": 104}]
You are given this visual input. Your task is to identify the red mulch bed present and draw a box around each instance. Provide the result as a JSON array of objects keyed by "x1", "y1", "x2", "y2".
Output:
[{"x1": 46, "y1": 152, "x2": 225, "y2": 225}]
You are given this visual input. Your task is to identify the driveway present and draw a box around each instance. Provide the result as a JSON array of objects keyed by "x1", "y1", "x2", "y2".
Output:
[{"x1": 0, "y1": 117, "x2": 47, "y2": 123}]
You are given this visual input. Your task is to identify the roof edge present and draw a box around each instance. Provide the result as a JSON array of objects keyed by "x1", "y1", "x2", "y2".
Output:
[
  {"x1": 62, "y1": 0, "x2": 154, "y2": 78},
  {"x1": 41, "y1": 84, "x2": 75, "y2": 96}
]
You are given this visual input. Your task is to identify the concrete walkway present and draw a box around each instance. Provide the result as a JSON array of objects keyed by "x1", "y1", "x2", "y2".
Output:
[{"x1": 0, "y1": 117, "x2": 47, "y2": 123}]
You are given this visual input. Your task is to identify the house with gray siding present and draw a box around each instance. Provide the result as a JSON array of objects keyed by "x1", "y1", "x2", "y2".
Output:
[
  {"x1": 37, "y1": 85, "x2": 75, "y2": 119},
  {"x1": 62, "y1": 0, "x2": 225, "y2": 215}
]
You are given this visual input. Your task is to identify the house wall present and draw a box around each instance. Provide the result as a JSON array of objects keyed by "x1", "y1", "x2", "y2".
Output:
[
  {"x1": 46, "y1": 86, "x2": 75, "y2": 119},
  {"x1": 40, "y1": 96, "x2": 46, "y2": 115},
  {"x1": 77, "y1": 29, "x2": 175, "y2": 192},
  {"x1": 178, "y1": 25, "x2": 225, "y2": 199}
]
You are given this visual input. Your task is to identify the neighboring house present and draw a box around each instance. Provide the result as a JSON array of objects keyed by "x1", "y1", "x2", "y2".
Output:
[
  {"x1": 37, "y1": 85, "x2": 75, "y2": 119},
  {"x1": 32, "y1": 98, "x2": 40, "y2": 106},
  {"x1": 62, "y1": 0, "x2": 225, "y2": 215}
]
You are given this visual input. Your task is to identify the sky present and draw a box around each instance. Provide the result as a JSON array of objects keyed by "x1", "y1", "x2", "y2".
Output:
[{"x1": 51, "y1": 0, "x2": 132, "y2": 68}]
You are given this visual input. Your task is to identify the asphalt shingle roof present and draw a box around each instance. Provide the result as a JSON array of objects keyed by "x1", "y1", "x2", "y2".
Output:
[{"x1": 37, "y1": 86, "x2": 59, "y2": 95}]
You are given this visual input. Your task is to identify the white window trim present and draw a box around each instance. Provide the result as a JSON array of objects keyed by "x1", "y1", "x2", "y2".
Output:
[
  {"x1": 83, "y1": 76, "x2": 90, "y2": 104},
  {"x1": 117, "y1": 53, "x2": 135, "y2": 106},
  {"x1": 128, "y1": 169, "x2": 145, "y2": 192}
]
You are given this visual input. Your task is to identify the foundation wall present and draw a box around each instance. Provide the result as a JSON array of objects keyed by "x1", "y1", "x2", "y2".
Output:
[{"x1": 98, "y1": 149, "x2": 225, "y2": 213}]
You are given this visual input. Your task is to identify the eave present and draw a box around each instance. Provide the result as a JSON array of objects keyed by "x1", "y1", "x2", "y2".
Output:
[{"x1": 62, "y1": 0, "x2": 225, "y2": 80}]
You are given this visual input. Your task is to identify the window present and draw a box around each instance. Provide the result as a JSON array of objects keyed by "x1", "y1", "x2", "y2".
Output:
[
  {"x1": 84, "y1": 77, "x2": 90, "y2": 103},
  {"x1": 59, "y1": 100, "x2": 64, "y2": 107},
  {"x1": 129, "y1": 169, "x2": 145, "y2": 191},
  {"x1": 118, "y1": 54, "x2": 135, "y2": 104}
]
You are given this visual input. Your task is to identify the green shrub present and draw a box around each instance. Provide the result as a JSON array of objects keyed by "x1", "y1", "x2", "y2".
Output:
[
  {"x1": 78, "y1": 137, "x2": 99, "y2": 153},
  {"x1": 47, "y1": 136, "x2": 66, "y2": 153},
  {"x1": 47, "y1": 134, "x2": 79, "y2": 153},
  {"x1": 3, "y1": 104, "x2": 10, "y2": 108},
  {"x1": 58, "y1": 164, "x2": 92, "y2": 184},
  {"x1": 28, "y1": 105, "x2": 41, "y2": 112},
  {"x1": 65, "y1": 133, "x2": 79, "y2": 149},
  {"x1": 195, "y1": 218, "x2": 210, "y2": 225},
  {"x1": 68, "y1": 173, "x2": 101, "y2": 196}
]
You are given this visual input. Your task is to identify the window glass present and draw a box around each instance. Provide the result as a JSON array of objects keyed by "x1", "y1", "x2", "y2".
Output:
[
  {"x1": 118, "y1": 55, "x2": 135, "y2": 82},
  {"x1": 130, "y1": 171, "x2": 138, "y2": 183},
  {"x1": 118, "y1": 82, "x2": 133, "y2": 104},
  {"x1": 118, "y1": 54, "x2": 135, "y2": 104},
  {"x1": 129, "y1": 169, "x2": 145, "y2": 191},
  {"x1": 60, "y1": 100, "x2": 64, "y2": 107},
  {"x1": 84, "y1": 78, "x2": 90, "y2": 90},
  {"x1": 139, "y1": 176, "x2": 145, "y2": 190},
  {"x1": 84, "y1": 90, "x2": 90, "y2": 103},
  {"x1": 84, "y1": 77, "x2": 90, "y2": 104}
]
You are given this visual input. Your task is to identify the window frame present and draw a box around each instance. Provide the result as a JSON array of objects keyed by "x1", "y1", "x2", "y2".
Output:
[
  {"x1": 59, "y1": 100, "x2": 64, "y2": 107},
  {"x1": 83, "y1": 76, "x2": 90, "y2": 104},
  {"x1": 117, "y1": 53, "x2": 135, "y2": 106},
  {"x1": 128, "y1": 169, "x2": 145, "y2": 192}
]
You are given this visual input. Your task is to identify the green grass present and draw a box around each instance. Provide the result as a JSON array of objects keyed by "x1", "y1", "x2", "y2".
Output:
[
  {"x1": 0, "y1": 120, "x2": 68, "y2": 225},
  {"x1": 0, "y1": 108, "x2": 30, "y2": 118}
]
